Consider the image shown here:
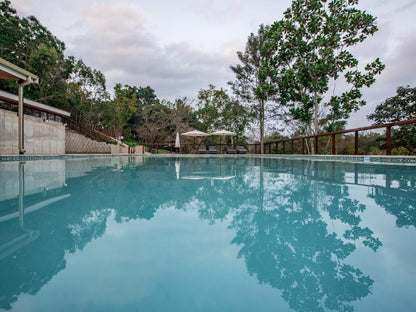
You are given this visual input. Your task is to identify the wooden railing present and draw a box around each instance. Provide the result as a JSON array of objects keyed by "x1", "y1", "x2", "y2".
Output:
[
  {"x1": 117, "y1": 119, "x2": 416, "y2": 156},
  {"x1": 64, "y1": 119, "x2": 118, "y2": 145},
  {"x1": 261, "y1": 119, "x2": 416, "y2": 156}
]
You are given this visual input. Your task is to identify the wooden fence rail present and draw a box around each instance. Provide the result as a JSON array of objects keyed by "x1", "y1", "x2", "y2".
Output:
[
  {"x1": 135, "y1": 119, "x2": 416, "y2": 155},
  {"x1": 261, "y1": 118, "x2": 416, "y2": 155}
]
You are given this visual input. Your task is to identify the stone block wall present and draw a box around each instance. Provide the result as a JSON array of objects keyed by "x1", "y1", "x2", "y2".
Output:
[
  {"x1": 65, "y1": 130, "x2": 111, "y2": 154},
  {"x1": 0, "y1": 108, "x2": 65, "y2": 155}
]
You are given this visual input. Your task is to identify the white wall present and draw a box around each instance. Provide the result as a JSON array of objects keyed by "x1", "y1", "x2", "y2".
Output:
[{"x1": 0, "y1": 108, "x2": 65, "y2": 155}]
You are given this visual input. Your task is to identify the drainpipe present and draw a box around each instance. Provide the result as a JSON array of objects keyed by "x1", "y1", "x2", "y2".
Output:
[{"x1": 18, "y1": 79, "x2": 32, "y2": 154}]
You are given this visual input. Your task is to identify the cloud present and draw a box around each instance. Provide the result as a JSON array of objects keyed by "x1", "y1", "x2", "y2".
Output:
[
  {"x1": 79, "y1": 3, "x2": 151, "y2": 46},
  {"x1": 188, "y1": 0, "x2": 242, "y2": 21},
  {"x1": 66, "y1": 2, "x2": 236, "y2": 100},
  {"x1": 393, "y1": 0, "x2": 416, "y2": 13},
  {"x1": 348, "y1": 30, "x2": 416, "y2": 127}
]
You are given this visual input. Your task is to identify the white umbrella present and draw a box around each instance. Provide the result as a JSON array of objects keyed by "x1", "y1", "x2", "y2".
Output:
[
  {"x1": 210, "y1": 130, "x2": 236, "y2": 151},
  {"x1": 181, "y1": 130, "x2": 210, "y2": 137},
  {"x1": 181, "y1": 130, "x2": 210, "y2": 152},
  {"x1": 210, "y1": 130, "x2": 236, "y2": 136},
  {"x1": 175, "y1": 132, "x2": 180, "y2": 148}
]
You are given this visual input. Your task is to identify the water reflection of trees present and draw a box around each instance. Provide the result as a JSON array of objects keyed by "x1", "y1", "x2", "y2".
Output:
[
  {"x1": 227, "y1": 159, "x2": 377, "y2": 312},
  {"x1": 1, "y1": 157, "x2": 415, "y2": 311},
  {"x1": 367, "y1": 166, "x2": 416, "y2": 228}
]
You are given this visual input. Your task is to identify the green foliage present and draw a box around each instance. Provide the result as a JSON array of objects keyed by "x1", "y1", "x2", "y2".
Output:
[
  {"x1": 0, "y1": 0, "x2": 109, "y2": 129},
  {"x1": 368, "y1": 85, "x2": 416, "y2": 123},
  {"x1": 265, "y1": 132, "x2": 287, "y2": 142},
  {"x1": 391, "y1": 146, "x2": 410, "y2": 156},
  {"x1": 64, "y1": 59, "x2": 109, "y2": 127},
  {"x1": 368, "y1": 146, "x2": 385, "y2": 155},
  {"x1": 0, "y1": 1, "x2": 70, "y2": 102},
  {"x1": 196, "y1": 85, "x2": 249, "y2": 140},
  {"x1": 110, "y1": 85, "x2": 137, "y2": 130},
  {"x1": 230, "y1": 24, "x2": 280, "y2": 153},
  {"x1": 368, "y1": 85, "x2": 416, "y2": 154},
  {"x1": 264, "y1": 0, "x2": 384, "y2": 135},
  {"x1": 111, "y1": 88, "x2": 197, "y2": 144},
  {"x1": 112, "y1": 84, "x2": 159, "y2": 135}
]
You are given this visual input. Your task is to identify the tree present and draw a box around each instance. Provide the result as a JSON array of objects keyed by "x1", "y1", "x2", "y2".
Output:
[
  {"x1": 264, "y1": 0, "x2": 385, "y2": 149},
  {"x1": 62, "y1": 58, "x2": 109, "y2": 127},
  {"x1": 229, "y1": 24, "x2": 279, "y2": 153},
  {"x1": 107, "y1": 84, "x2": 137, "y2": 130},
  {"x1": 368, "y1": 85, "x2": 416, "y2": 124},
  {"x1": 135, "y1": 102, "x2": 173, "y2": 143},
  {"x1": 168, "y1": 97, "x2": 197, "y2": 134},
  {"x1": 368, "y1": 85, "x2": 416, "y2": 154},
  {"x1": 0, "y1": 1, "x2": 71, "y2": 103},
  {"x1": 119, "y1": 85, "x2": 160, "y2": 139},
  {"x1": 196, "y1": 84, "x2": 249, "y2": 140}
]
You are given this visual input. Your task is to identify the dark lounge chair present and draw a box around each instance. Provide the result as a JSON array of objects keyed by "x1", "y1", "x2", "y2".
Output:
[
  {"x1": 198, "y1": 145, "x2": 207, "y2": 154},
  {"x1": 208, "y1": 146, "x2": 218, "y2": 154},
  {"x1": 236, "y1": 146, "x2": 247, "y2": 154},
  {"x1": 226, "y1": 145, "x2": 237, "y2": 154}
]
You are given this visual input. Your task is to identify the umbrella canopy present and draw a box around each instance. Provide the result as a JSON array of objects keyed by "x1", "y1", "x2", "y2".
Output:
[
  {"x1": 210, "y1": 130, "x2": 236, "y2": 151},
  {"x1": 181, "y1": 130, "x2": 210, "y2": 137},
  {"x1": 175, "y1": 132, "x2": 180, "y2": 148},
  {"x1": 210, "y1": 130, "x2": 236, "y2": 136},
  {"x1": 181, "y1": 130, "x2": 209, "y2": 152}
]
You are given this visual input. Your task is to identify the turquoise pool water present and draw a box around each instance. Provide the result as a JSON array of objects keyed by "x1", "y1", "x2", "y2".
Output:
[{"x1": 0, "y1": 156, "x2": 415, "y2": 311}]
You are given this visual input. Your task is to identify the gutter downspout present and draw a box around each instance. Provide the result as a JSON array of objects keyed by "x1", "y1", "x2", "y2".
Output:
[{"x1": 18, "y1": 78, "x2": 35, "y2": 154}]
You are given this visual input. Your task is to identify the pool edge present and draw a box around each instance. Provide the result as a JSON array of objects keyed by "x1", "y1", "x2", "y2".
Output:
[{"x1": 1, "y1": 153, "x2": 416, "y2": 165}]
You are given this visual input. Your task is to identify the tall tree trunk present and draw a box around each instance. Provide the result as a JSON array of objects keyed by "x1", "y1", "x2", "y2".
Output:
[
  {"x1": 260, "y1": 99, "x2": 264, "y2": 154},
  {"x1": 308, "y1": 124, "x2": 314, "y2": 155},
  {"x1": 313, "y1": 91, "x2": 319, "y2": 154}
]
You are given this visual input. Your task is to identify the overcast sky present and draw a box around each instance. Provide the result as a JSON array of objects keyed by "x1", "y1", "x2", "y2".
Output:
[{"x1": 11, "y1": 0, "x2": 416, "y2": 128}]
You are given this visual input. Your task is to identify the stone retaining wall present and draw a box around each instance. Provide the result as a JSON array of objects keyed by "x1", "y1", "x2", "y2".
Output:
[{"x1": 65, "y1": 130, "x2": 112, "y2": 154}]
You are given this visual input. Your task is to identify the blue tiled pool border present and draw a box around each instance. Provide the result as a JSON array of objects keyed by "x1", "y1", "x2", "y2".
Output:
[
  {"x1": 0, "y1": 154, "x2": 138, "y2": 162},
  {"x1": 1, "y1": 153, "x2": 416, "y2": 165}
]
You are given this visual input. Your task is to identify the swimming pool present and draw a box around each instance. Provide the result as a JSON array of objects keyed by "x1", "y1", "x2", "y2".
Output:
[{"x1": 0, "y1": 156, "x2": 415, "y2": 311}]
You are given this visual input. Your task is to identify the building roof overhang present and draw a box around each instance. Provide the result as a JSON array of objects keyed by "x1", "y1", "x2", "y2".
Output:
[
  {"x1": 0, "y1": 90, "x2": 70, "y2": 117},
  {"x1": 0, "y1": 57, "x2": 39, "y2": 84}
]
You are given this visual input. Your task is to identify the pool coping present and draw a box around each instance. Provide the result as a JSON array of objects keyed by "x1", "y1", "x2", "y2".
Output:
[{"x1": 1, "y1": 153, "x2": 416, "y2": 165}]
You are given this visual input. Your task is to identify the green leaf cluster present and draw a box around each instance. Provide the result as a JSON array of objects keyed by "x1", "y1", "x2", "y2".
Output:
[
  {"x1": 195, "y1": 84, "x2": 250, "y2": 141},
  {"x1": 368, "y1": 85, "x2": 416, "y2": 153},
  {"x1": 263, "y1": 0, "x2": 384, "y2": 135}
]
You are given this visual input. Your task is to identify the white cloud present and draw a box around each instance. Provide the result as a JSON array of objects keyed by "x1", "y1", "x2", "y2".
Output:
[
  {"x1": 59, "y1": 1, "x2": 238, "y2": 99},
  {"x1": 188, "y1": 0, "x2": 242, "y2": 21}
]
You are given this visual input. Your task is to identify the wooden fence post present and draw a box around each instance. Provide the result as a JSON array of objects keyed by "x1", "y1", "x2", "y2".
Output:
[
  {"x1": 355, "y1": 131, "x2": 359, "y2": 155},
  {"x1": 386, "y1": 126, "x2": 392, "y2": 155}
]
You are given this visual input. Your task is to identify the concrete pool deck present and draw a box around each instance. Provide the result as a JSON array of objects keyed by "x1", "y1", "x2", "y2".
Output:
[{"x1": 1, "y1": 153, "x2": 416, "y2": 165}]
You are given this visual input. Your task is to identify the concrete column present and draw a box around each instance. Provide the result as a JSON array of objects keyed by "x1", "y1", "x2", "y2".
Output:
[{"x1": 18, "y1": 83, "x2": 25, "y2": 154}]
